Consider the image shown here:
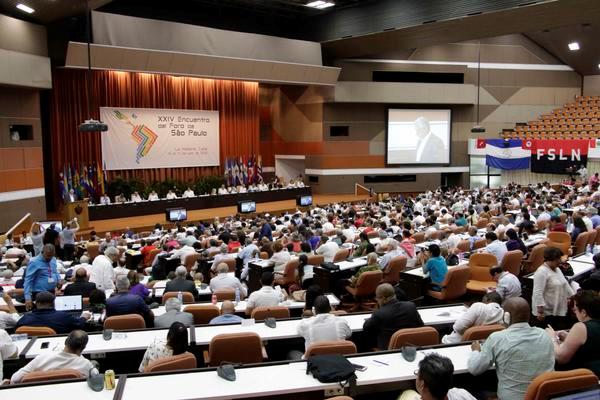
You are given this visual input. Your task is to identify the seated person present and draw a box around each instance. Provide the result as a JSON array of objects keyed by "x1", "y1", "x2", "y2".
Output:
[
  {"x1": 130, "y1": 191, "x2": 143, "y2": 202},
  {"x1": 11, "y1": 330, "x2": 94, "y2": 384},
  {"x1": 483, "y1": 232, "x2": 508, "y2": 266},
  {"x1": 363, "y1": 283, "x2": 424, "y2": 349},
  {"x1": 63, "y1": 267, "x2": 96, "y2": 297},
  {"x1": 209, "y1": 263, "x2": 247, "y2": 298},
  {"x1": 245, "y1": 271, "x2": 286, "y2": 316},
  {"x1": 0, "y1": 328, "x2": 18, "y2": 380},
  {"x1": 16, "y1": 291, "x2": 90, "y2": 334},
  {"x1": 166, "y1": 190, "x2": 177, "y2": 200},
  {"x1": 128, "y1": 270, "x2": 150, "y2": 299},
  {"x1": 182, "y1": 187, "x2": 195, "y2": 198},
  {"x1": 114, "y1": 193, "x2": 126, "y2": 203},
  {"x1": 489, "y1": 266, "x2": 521, "y2": 301},
  {"x1": 422, "y1": 244, "x2": 448, "y2": 291},
  {"x1": 545, "y1": 290, "x2": 600, "y2": 377},
  {"x1": 441, "y1": 292, "x2": 503, "y2": 344},
  {"x1": 0, "y1": 293, "x2": 20, "y2": 330},
  {"x1": 106, "y1": 276, "x2": 154, "y2": 327},
  {"x1": 138, "y1": 322, "x2": 188, "y2": 372},
  {"x1": 349, "y1": 252, "x2": 380, "y2": 287},
  {"x1": 148, "y1": 191, "x2": 160, "y2": 201},
  {"x1": 398, "y1": 354, "x2": 476, "y2": 400},
  {"x1": 154, "y1": 298, "x2": 194, "y2": 328},
  {"x1": 297, "y1": 295, "x2": 351, "y2": 351},
  {"x1": 99, "y1": 193, "x2": 111, "y2": 205},
  {"x1": 209, "y1": 301, "x2": 244, "y2": 325},
  {"x1": 549, "y1": 215, "x2": 567, "y2": 232},
  {"x1": 165, "y1": 266, "x2": 199, "y2": 301}
]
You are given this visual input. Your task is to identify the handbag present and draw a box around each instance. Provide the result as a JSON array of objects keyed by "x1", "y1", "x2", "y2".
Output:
[
  {"x1": 558, "y1": 261, "x2": 574, "y2": 277},
  {"x1": 306, "y1": 355, "x2": 357, "y2": 387},
  {"x1": 320, "y1": 262, "x2": 340, "y2": 271}
]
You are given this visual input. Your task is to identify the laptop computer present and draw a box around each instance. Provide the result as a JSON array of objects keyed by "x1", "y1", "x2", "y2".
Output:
[{"x1": 54, "y1": 295, "x2": 83, "y2": 312}]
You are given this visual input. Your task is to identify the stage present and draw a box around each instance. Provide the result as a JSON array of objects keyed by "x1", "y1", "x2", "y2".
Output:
[{"x1": 52, "y1": 193, "x2": 370, "y2": 235}]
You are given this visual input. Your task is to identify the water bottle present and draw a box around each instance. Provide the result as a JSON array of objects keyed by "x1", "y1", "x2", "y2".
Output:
[
  {"x1": 235, "y1": 287, "x2": 240, "y2": 304},
  {"x1": 177, "y1": 291, "x2": 183, "y2": 303}
]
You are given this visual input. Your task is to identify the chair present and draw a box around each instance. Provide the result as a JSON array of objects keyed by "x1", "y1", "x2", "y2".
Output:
[
  {"x1": 462, "y1": 324, "x2": 505, "y2": 341},
  {"x1": 476, "y1": 218, "x2": 489, "y2": 229},
  {"x1": 388, "y1": 327, "x2": 440, "y2": 350},
  {"x1": 274, "y1": 259, "x2": 299, "y2": 288},
  {"x1": 381, "y1": 256, "x2": 407, "y2": 285},
  {"x1": 222, "y1": 258, "x2": 236, "y2": 273},
  {"x1": 595, "y1": 226, "x2": 600, "y2": 245},
  {"x1": 183, "y1": 252, "x2": 201, "y2": 273},
  {"x1": 144, "y1": 352, "x2": 197, "y2": 373},
  {"x1": 213, "y1": 288, "x2": 236, "y2": 301},
  {"x1": 545, "y1": 230, "x2": 571, "y2": 255},
  {"x1": 585, "y1": 230, "x2": 597, "y2": 248},
  {"x1": 572, "y1": 232, "x2": 589, "y2": 255},
  {"x1": 162, "y1": 291, "x2": 195, "y2": 304},
  {"x1": 146, "y1": 248, "x2": 161, "y2": 267},
  {"x1": 473, "y1": 239, "x2": 487, "y2": 250},
  {"x1": 21, "y1": 369, "x2": 82, "y2": 383},
  {"x1": 86, "y1": 243, "x2": 100, "y2": 261},
  {"x1": 103, "y1": 314, "x2": 146, "y2": 330},
  {"x1": 466, "y1": 253, "x2": 497, "y2": 294},
  {"x1": 344, "y1": 270, "x2": 383, "y2": 311},
  {"x1": 522, "y1": 244, "x2": 547, "y2": 275},
  {"x1": 203, "y1": 332, "x2": 265, "y2": 367},
  {"x1": 16, "y1": 326, "x2": 57, "y2": 337},
  {"x1": 500, "y1": 250, "x2": 523, "y2": 276},
  {"x1": 184, "y1": 304, "x2": 220, "y2": 325},
  {"x1": 250, "y1": 306, "x2": 290, "y2": 321},
  {"x1": 304, "y1": 340, "x2": 357, "y2": 358},
  {"x1": 524, "y1": 369, "x2": 598, "y2": 400},
  {"x1": 306, "y1": 255, "x2": 324, "y2": 266},
  {"x1": 333, "y1": 248, "x2": 350, "y2": 262},
  {"x1": 427, "y1": 265, "x2": 470, "y2": 302},
  {"x1": 412, "y1": 232, "x2": 425, "y2": 244}
]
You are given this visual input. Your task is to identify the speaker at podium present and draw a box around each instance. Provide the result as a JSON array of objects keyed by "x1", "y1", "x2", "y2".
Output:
[{"x1": 63, "y1": 199, "x2": 90, "y2": 229}]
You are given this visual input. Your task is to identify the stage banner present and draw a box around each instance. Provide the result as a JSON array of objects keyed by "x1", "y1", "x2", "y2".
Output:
[
  {"x1": 523, "y1": 139, "x2": 594, "y2": 174},
  {"x1": 100, "y1": 107, "x2": 220, "y2": 170}
]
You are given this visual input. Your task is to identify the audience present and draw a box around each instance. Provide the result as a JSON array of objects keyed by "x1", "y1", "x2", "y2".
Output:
[
  {"x1": 442, "y1": 292, "x2": 503, "y2": 344},
  {"x1": 23, "y1": 244, "x2": 61, "y2": 310},
  {"x1": 63, "y1": 268, "x2": 96, "y2": 297},
  {"x1": 106, "y1": 276, "x2": 154, "y2": 327},
  {"x1": 209, "y1": 262, "x2": 246, "y2": 298},
  {"x1": 245, "y1": 271, "x2": 285, "y2": 316},
  {"x1": 16, "y1": 291, "x2": 90, "y2": 334},
  {"x1": 138, "y1": 322, "x2": 188, "y2": 372},
  {"x1": 209, "y1": 300, "x2": 244, "y2": 325},
  {"x1": 154, "y1": 298, "x2": 194, "y2": 328},
  {"x1": 165, "y1": 266, "x2": 199, "y2": 300},
  {"x1": 489, "y1": 266, "x2": 521, "y2": 301},
  {"x1": 296, "y1": 295, "x2": 351, "y2": 351},
  {"x1": 422, "y1": 244, "x2": 448, "y2": 291},
  {"x1": 89, "y1": 246, "x2": 119, "y2": 291}
]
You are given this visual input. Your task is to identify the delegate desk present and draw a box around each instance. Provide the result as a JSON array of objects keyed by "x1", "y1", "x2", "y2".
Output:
[
  {"x1": 88, "y1": 187, "x2": 312, "y2": 220},
  {"x1": 313, "y1": 256, "x2": 369, "y2": 293},
  {"x1": 398, "y1": 261, "x2": 469, "y2": 300},
  {"x1": 0, "y1": 344, "x2": 476, "y2": 400},
  {"x1": 522, "y1": 260, "x2": 596, "y2": 290}
]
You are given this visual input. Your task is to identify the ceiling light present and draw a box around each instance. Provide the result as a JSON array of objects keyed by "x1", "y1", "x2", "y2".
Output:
[
  {"x1": 568, "y1": 42, "x2": 580, "y2": 51},
  {"x1": 16, "y1": 3, "x2": 35, "y2": 13},
  {"x1": 598, "y1": 64, "x2": 600, "y2": 70},
  {"x1": 306, "y1": 1, "x2": 335, "y2": 9}
]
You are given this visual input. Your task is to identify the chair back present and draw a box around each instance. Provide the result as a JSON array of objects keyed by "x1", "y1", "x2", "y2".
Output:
[
  {"x1": 500, "y1": 250, "x2": 523, "y2": 276},
  {"x1": 547, "y1": 231, "x2": 570, "y2": 244},
  {"x1": 103, "y1": 314, "x2": 146, "y2": 330},
  {"x1": 304, "y1": 340, "x2": 357, "y2": 358},
  {"x1": 468, "y1": 253, "x2": 497, "y2": 281},
  {"x1": 573, "y1": 232, "x2": 589, "y2": 255},
  {"x1": 86, "y1": 243, "x2": 100, "y2": 261},
  {"x1": 462, "y1": 324, "x2": 505, "y2": 341},
  {"x1": 382, "y1": 256, "x2": 407, "y2": 285},
  {"x1": 146, "y1": 248, "x2": 161, "y2": 267},
  {"x1": 473, "y1": 239, "x2": 487, "y2": 250},
  {"x1": 250, "y1": 306, "x2": 290, "y2": 321},
  {"x1": 545, "y1": 240, "x2": 570, "y2": 256},
  {"x1": 537, "y1": 220, "x2": 549, "y2": 231},
  {"x1": 275, "y1": 259, "x2": 299, "y2": 286},
  {"x1": 162, "y1": 291, "x2": 194, "y2": 304},
  {"x1": 476, "y1": 218, "x2": 489, "y2": 229},
  {"x1": 430, "y1": 265, "x2": 470, "y2": 300},
  {"x1": 523, "y1": 244, "x2": 547, "y2": 274},
  {"x1": 22, "y1": 369, "x2": 82, "y2": 383},
  {"x1": 388, "y1": 326, "x2": 439, "y2": 350},
  {"x1": 353, "y1": 270, "x2": 383, "y2": 297},
  {"x1": 524, "y1": 369, "x2": 598, "y2": 400},
  {"x1": 596, "y1": 226, "x2": 600, "y2": 245},
  {"x1": 222, "y1": 258, "x2": 236, "y2": 272},
  {"x1": 183, "y1": 253, "x2": 201, "y2": 273},
  {"x1": 16, "y1": 326, "x2": 57, "y2": 337},
  {"x1": 184, "y1": 304, "x2": 220, "y2": 325},
  {"x1": 207, "y1": 332, "x2": 264, "y2": 366},
  {"x1": 333, "y1": 248, "x2": 350, "y2": 262},
  {"x1": 145, "y1": 352, "x2": 197, "y2": 373},
  {"x1": 214, "y1": 288, "x2": 236, "y2": 301},
  {"x1": 306, "y1": 254, "x2": 324, "y2": 266},
  {"x1": 585, "y1": 230, "x2": 597, "y2": 247}
]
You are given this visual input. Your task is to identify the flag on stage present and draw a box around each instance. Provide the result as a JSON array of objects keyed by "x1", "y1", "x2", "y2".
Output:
[
  {"x1": 232, "y1": 159, "x2": 240, "y2": 186},
  {"x1": 247, "y1": 155, "x2": 255, "y2": 184},
  {"x1": 257, "y1": 154, "x2": 263, "y2": 183},
  {"x1": 67, "y1": 165, "x2": 73, "y2": 192},
  {"x1": 482, "y1": 139, "x2": 530, "y2": 170},
  {"x1": 58, "y1": 170, "x2": 66, "y2": 202}
]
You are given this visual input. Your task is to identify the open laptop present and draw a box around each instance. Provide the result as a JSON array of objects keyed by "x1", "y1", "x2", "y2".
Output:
[{"x1": 54, "y1": 295, "x2": 83, "y2": 312}]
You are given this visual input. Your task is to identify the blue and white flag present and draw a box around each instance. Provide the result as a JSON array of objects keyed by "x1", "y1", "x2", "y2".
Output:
[{"x1": 480, "y1": 139, "x2": 530, "y2": 170}]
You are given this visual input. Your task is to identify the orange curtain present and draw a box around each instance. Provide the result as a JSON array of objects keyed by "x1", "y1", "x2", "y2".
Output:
[{"x1": 49, "y1": 69, "x2": 259, "y2": 203}]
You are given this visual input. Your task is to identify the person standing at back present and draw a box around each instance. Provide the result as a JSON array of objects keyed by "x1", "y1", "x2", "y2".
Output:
[
  {"x1": 468, "y1": 297, "x2": 554, "y2": 400},
  {"x1": 363, "y1": 283, "x2": 424, "y2": 349},
  {"x1": 89, "y1": 246, "x2": 119, "y2": 292}
]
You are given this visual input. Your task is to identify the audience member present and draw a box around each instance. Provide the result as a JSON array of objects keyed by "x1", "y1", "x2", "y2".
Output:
[
  {"x1": 164, "y1": 266, "x2": 199, "y2": 300},
  {"x1": 106, "y1": 276, "x2": 154, "y2": 327},
  {"x1": 442, "y1": 292, "x2": 503, "y2": 344},
  {"x1": 138, "y1": 322, "x2": 188, "y2": 372},
  {"x1": 245, "y1": 271, "x2": 285, "y2": 316},
  {"x1": 154, "y1": 298, "x2": 194, "y2": 328},
  {"x1": 209, "y1": 300, "x2": 244, "y2": 325},
  {"x1": 16, "y1": 291, "x2": 89, "y2": 334}
]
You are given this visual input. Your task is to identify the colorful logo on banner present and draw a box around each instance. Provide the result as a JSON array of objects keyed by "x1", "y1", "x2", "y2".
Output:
[{"x1": 113, "y1": 110, "x2": 158, "y2": 163}]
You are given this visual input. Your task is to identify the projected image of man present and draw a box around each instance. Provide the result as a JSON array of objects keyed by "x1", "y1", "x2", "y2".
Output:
[{"x1": 414, "y1": 117, "x2": 445, "y2": 163}]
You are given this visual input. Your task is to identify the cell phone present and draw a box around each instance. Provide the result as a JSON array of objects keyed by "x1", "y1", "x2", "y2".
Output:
[
  {"x1": 351, "y1": 363, "x2": 367, "y2": 372},
  {"x1": 41, "y1": 341, "x2": 49, "y2": 349}
]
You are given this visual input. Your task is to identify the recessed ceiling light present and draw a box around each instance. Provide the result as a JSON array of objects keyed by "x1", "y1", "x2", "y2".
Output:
[
  {"x1": 16, "y1": 3, "x2": 35, "y2": 13},
  {"x1": 306, "y1": 1, "x2": 335, "y2": 9},
  {"x1": 568, "y1": 42, "x2": 580, "y2": 51},
  {"x1": 598, "y1": 64, "x2": 600, "y2": 70}
]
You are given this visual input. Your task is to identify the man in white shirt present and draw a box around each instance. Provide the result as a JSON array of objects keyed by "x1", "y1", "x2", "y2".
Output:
[
  {"x1": 322, "y1": 217, "x2": 335, "y2": 232},
  {"x1": 490, "y1": 266, "x2": 521, "y2": 301},
  {"x1": 217, "y1": 185, "x2": 228, "y2": 195},
  {"x1": 166, "y1": 190, "x2": 177, "y2": 200},
  {"x1": 11, "y1": 330, "x2": 94, "y2": 383},
  {"x1": 297, "y1": 296, "x2": 351, "y2": 351},
  {"x1": 89, "y1": 246, "x2": 119, "y2": 291},
  {"x1": 0, "y1": 328, "x2": 17, "y2": 380},
  {"x1": 169, "y1": 244, "x2": 196, "y2": 265},
  {"x1": 414, "y1": 117, "x2": 446, "y2": 163},
  {"x1": 482, "y1": 232, "x2": 507, "y2": 266},
  {"x1": 245, "y1": 271, "x2": 285, "y2": 316},
  {"x1": 148, "y1": 191, "x2": 160, "y2": 201},
  {"x1": 0, "y1": 293, "x2": 20, "y2": 330},
  {"x1": 210, "y1": 263, "x2": 247, "y2": 299},
  {"x1": 441, "y1": 292, "x2": 503, "y2": 344},
  {"x1": 182, "y1": 187, "x2": 195, "y2": 198},
  {"x1": 99, "y1": 193, "x2": 111, "y2": 205},
  {"x1": 315, "y1": 236, "x2": 339, "y2": 263},
  {"x1": 237, "y1": 238, "x2": 259, "y2": 280},
  {"x1": 211, "y1": 245, "x2": 232, "y2": 273},
  {"x1": 341, "y1": 224, "x2": 356, "y2": 243},
  {"x1": 69, "y1": 255, "x2": 92, "y2": 276},
  {"x1": 130, "y1": 191, "x2": 143, "y2": 202},
  {"x1": 379, "y1": 241, "x2": 405, "y2": 270}
]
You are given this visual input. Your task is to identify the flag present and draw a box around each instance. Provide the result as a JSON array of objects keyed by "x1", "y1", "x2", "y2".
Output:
[
  {"x1": 224, "y1": 158, "x2": 230, "y2": 186},
  {"x1": 247, "y1": 155, "x2": 255, "y2": 184},
  {"x1": 483, "y1": 139, "x2": 529, "y2": 170},
  {"x1": 67, "y1": 164, "x2": 73, "y2": 191},
  {"x1": 257, "y1": 154, "x2": 263, "y2": 183},
  {"x1": 527, "y1": 139, "x2": 592, "y2": 174},
  {"x1": 232, "y1": 159, "x2": 240, "y2": 186},
  {"x1": 241, "y1": 156, "x2": 248, "y2": 185},
  {"x1": 102, "y1": 161, "x2": 107, "y2": 194},
  {"x1": 476, "y1": 138, "x2": 487, "y2": 149},
  {"x1": 58, "y1": 171, "x2": 66, "y2": 201}
]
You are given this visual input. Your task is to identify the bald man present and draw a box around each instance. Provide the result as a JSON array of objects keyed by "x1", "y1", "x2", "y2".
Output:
[
  {"x1": 209, "y1": 301, "x2": 244, "y2": 325},
  {"x1": 468, "y1": 297, "x2": 554, "y2": 400},
  {"x1": 414, "y1": 116, "x2": 446, "y2": 163},
  {"x1": 363, "y1": 283, "x2": 424, "y2": 349},
  {"x1": 64, "y1": 268, "x2": 96, "y2": 297}
]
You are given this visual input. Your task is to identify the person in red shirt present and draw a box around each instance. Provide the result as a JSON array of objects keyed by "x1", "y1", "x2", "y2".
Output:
[
  {"x1": 227, "y1": 234, "x2": 241, "y2": 253},
  {"x1": 549, "y1": 215, "x2": 567, "y2": 232},
  {"x1": 139, "y1": 239, "x2": 157, "y2": 267}
]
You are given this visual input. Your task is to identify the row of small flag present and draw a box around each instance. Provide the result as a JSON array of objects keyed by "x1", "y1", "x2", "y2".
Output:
[
  {"x1": 58, "y1": 163, "x2": 107, "y2": 201},
  {"x1": 224, "y1": 155, "x2": 263, "y2": 187}
]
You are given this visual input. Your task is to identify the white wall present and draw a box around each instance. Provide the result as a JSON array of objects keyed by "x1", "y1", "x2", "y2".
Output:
[
  {"x1": 583, "y1": 75, "x2": 600, "y2": 96},
  {"x1": 275, "y1": 158, "x2": 305, "y2": 183}
]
